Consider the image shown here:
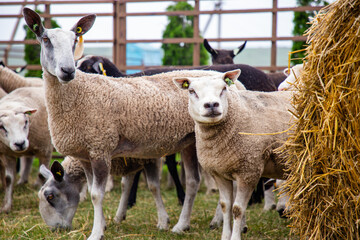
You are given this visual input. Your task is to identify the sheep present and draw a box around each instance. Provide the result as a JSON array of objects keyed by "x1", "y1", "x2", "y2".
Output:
[
  {"x1": 203, "y1": 39, "x2": 247, "y2": 65},
  {"x1": 23, "y1": 8, "x2": 243, "y2": 239},
  {"x1": 278, "y1": 63, "x2": 304, "y2": 91},
  {"x1": 0, "y1": 86, "x2": 52, "y2": 213},
  {"x1": 173, "y1": 69, "x2": 293, "y2": 240},
  {"x1": 39, "y1": 156, "x2": 169, "y2": 230},
  {"x1": 76, "y1": 55, "x2": 185, "y2": 207},
  {"x1": 0, "y1": 65, "x2": 43, "y2": 94}
]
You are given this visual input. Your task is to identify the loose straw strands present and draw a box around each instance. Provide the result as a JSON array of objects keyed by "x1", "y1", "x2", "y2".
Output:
[{"x1": 282, "y1": 1, "x2": 360, "y2": 239}]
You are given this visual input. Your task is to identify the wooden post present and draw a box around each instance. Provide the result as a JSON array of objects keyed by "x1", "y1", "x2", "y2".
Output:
[
  {"x1": 271, "y1": 0, "x2": 278, "y2": 72},
  {"x1": 44, "y1": 3, "x2": 51, "y2": 28},
  {"x1": 193, "y1": 0, "x2": 200, "y2": 66},
  {"x1": 113, "y1": 0, "x2": 126, "y2": 72}
]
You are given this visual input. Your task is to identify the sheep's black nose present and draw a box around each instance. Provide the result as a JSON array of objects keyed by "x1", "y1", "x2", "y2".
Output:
[
  {"x1": 204, "y1": 102, "x2": 219, "y2": 109},
  {"x1": 14, "y1": 141, "x2": 26, "y2": 150},
  {"x1": 61, "y1": 67, "x2": 75, "y2": 80}
]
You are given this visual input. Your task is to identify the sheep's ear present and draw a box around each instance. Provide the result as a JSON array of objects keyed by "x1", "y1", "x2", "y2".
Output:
[
  {"x1": 71, "y1": 14, "x2": 96, "y2": 37},
  {"x1": 51, "y1": 161, "x2": 65, "y2": 182},
  {"x1": 203, "y1": 39, "x2": 218, "y2": 56},
  {"x1": 223, "y1": 69, "x2": 241, "y2": 86},
  {"x1": 283, "y1": 68, "x2": 290, "y2": 77},
  {"x1": 173, "y1": 77, "x2": 191, "y2": 90},
  {"x1": 40, "y1": 165, "x2": 52, "y2": 180},
  {"x1": 24, "y1": 109, "x2": 37, "y2": 116},
  {"x1": 91, "y1": 60, "x2": 103, "y2": 74},
  {"x1": 23, "y1": 8, "x2": 44, "y2": 37},
  {"x1": 233, "y1": 41, "x2": 247, "y2": 57}
]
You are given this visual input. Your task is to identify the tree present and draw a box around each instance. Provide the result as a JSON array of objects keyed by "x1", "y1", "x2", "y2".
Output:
[
  {"x1": 291, "y1": 0, "x2": 329, "y2": 65},
  {"x1": 161, "y1": 1, "x2": 208, "y2": 66},
  {"x1": 23, "y1": 10, "x2": 60, "y2": 77}
]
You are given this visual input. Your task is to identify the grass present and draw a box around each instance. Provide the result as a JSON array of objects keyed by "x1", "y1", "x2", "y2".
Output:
[{"x1": 0, "y1": 159, "x2": 294, "y2": 239}]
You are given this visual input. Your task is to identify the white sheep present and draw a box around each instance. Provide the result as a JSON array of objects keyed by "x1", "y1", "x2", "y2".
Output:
[
  {"x1": 22, "y1": 8, "x2": 243, "y2": 239},
  {"x1": 39, "y1": 156, "x2": 168, "y2": 230},
  {"x1": 278, "y1": 63, "x2": 304, "y2": 91},
  {"x1": 0, "y1": 86, "x2": 52, "y2": 213},
  {"x1": 173, "y1": 69, "x2": 293, "y2": 240}
]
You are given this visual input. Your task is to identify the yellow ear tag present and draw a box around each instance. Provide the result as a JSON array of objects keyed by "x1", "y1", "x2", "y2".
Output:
[
  {"x1": 77, "y1": 26, "x2": 82, "y2": 34},
  {"x1": 182, "y1": 81, "x2": 189, "y2": 89},
  {"x1": 225, "y1": 77, "x2": 234, "y2": 86},
  {"x1": 99, "y1": 62, "x2": 107, "y2": 76},
  {"x1": 56, "y1": 171, "x2": 62, "y2": 176},
  {"x1": 33, "y1": 23, "x2": 39, "y2": 32}
]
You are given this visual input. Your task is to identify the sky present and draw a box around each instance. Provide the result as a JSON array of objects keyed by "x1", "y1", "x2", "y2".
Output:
[{"x1": 0, "y1": 0, "x2": 335, "y2": 50}]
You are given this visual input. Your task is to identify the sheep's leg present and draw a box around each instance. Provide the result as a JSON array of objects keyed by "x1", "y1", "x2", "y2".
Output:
[
  {"x1": 165, "y1": 154, "x2": 185, "y2": 205},
  {"x1": 202, "y1": 167, "x2": 218, "y2": 194},
  {"x1": 82, "y1": 158, "x2": 109, "y2": 240},
  {"x1": 276, "y1": 179, "x2": 289, "y2": 218},
  {"x1": 1, "y1": 155, "x2": 16, "y2": 213},
  {"x1": 127, "y1": 170, "x2": 141, "y2": 208},
  {"x1": 210, "y1": 200, "x2": 223, "y2": 229},
  {"x1": 114, "y1": 173, "x2": 135, "y2": 223},
  {"x1": 105, "y1": 174, "x2": 114, "y2": 192},
  {"x1": 213, "y1": 175, "x2": 233, "y2": 240},
  {"x1": 35, "y1": 155, "x2": 51, "y2": 187},
  {"x1": 172, "y1": 144, "x2": 200, "y2": 233},
  {"x1": 143, "y1": 159, "x2": 170, "y2": 230},
  {"x1": 231, "y1": 179, "x2": 255, "y2": 240},
  {"x1": 17, "y1": 156, "x2": 33, "y2": 185}
]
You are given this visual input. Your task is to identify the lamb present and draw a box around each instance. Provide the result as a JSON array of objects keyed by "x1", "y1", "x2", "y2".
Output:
[
  {"x1": 173, "y1": 69, "x2": 293, "y2": 240},
  {"x1": 23, "y1": 8, "x2": 243, "y2": 239},
  {"x1": 39, "y1": 156, "x2": 169, "y2": 230},
  {"x1": 278, "y1": 63, "x2": 304, "y2": 91},
  {"x1": 203, "y1": 39, "x2": 247, "y2": 65},
  {"x1": 0, "y1": 86, "x2": 52, "y2": 213}
]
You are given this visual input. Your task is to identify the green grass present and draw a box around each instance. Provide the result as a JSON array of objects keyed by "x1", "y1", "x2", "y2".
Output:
[{"x1": 0, "y1": 159, "x2": 294, "y2": 240}]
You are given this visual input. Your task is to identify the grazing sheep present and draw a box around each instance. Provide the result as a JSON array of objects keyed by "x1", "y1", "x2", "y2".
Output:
[
  {"x1": 278, "y1": 64, "x2": 304, "y2": 91},
  {"x1": 203, "y1": 39, "x2": 247, "y2": 65},
  {"x1": 173, "y1": 69, "x2": 293, "y2": 240},
  {"x1": 23, "y1": 8, "x2": 242, "y2": 239},
  {"x1": 39, "y1": 156, "x2": 169, "y2": 230},
  {"x1": 0, "y1": 87, "x2": 52, "y2": 213}
]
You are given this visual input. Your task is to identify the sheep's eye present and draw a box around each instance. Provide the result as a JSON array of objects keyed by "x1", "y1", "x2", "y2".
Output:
[
  {"x1": 0, "y1": 125, "x2": 7, "y2": 133},
  {"x1": 221, "y1": 87, "x2": 227, "y2": 96},
  {"x1": 189, "y1": 89, "x2": 198, "y2": 98},
  {"x1": 43, "y1": 37, "x2": 50, "y2": 43},
  {"x1": 47, "y1": 193, "x2": 54, "y2": 201}
]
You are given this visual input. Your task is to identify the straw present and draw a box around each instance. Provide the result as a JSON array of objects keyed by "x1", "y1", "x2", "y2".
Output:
[{"x1": 280, "y1": 1, "x2": 360, "y2": 239}]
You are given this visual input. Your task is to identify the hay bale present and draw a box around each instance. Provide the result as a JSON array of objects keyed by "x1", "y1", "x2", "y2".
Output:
[{"x1": 283, "y1": 0, "x2": 360, "y2": 239}]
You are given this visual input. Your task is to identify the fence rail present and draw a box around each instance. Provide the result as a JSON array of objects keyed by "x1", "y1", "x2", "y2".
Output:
[{"x1": 0, "y1": 0, "x2": 323, "y2": 72}]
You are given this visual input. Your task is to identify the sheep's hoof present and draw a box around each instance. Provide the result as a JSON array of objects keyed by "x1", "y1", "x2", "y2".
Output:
[
  {"x1": 209, "y1": 219, "x2": 222, "y2": 230},
  {"x1": 16, "y1": 179, "x2": 28, "y2": 185},
  {"x1": 157, "y1": 220, "x2": 169, "y2": 230},
  {"x1": 0, "y1": 205, "x2": 11, "y2": 214},
  {"x1": 114, "y1": 215, "x2": 126, "y2": 223},
  {"x1": 242, "y1": 225, "x2": 248, "y2": 234},
  {"x1": 171, "y1": 224, "x2": 190, "y2": 233}
]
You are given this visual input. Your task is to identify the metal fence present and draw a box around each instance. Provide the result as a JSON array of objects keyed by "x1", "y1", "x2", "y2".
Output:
[{"x1": 0, "y1": 0, "x2": 324, "y2": 72}]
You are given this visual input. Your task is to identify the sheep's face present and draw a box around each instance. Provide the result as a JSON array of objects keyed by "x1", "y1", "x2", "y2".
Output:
[
  {"x1": 23, "y1": 8, "x2": 96, "y2": 84},
  {"x1": 173, "y1": 69, "x2": 241, "y2": 124},
  {"x1": 39, "y1": 29, "x2": 78, "y2": 84},
  {"x1": 0, "y1": 109, "x2": 36, "y2": 152},
  {"x1": 38, "y1": 162, "x2": 80, "y2": 230},
  {"x1": 278, "y1": 64, "x2": 304, "y2": 91}
]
